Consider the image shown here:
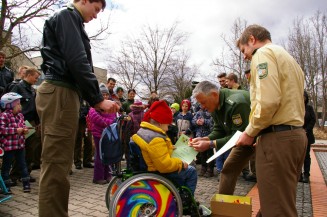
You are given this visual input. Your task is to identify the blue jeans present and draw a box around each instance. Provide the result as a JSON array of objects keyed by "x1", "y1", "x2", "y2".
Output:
[
  {"x1": 216, "y1": 148, "x2": 232, "y2": 172},
  {"x1": 164, "y1": 165, "x2": 197, "y2": 195},
  {"x1": 1, "y1": 149, "x2": 29, "y2": 183}
]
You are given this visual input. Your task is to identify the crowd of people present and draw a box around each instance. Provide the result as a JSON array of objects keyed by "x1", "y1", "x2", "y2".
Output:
[{"x1": 0, "y1": 1, "x2": 317, "y2": 216}]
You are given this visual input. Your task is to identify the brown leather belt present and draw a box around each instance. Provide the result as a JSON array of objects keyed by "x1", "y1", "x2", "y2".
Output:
[{"x1": 260, "y1": 125, "x2": 302, "y2": 135}]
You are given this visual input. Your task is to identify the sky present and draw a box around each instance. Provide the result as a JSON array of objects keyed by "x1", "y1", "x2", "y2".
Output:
[{"x1": 84, "y1": 0, "x2": 326, "y2": 81}]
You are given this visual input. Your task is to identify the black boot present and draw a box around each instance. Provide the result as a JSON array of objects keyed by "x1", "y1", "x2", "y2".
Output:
[{"x1": 302, "y1": 174, "x2": 309, "y2": 183}]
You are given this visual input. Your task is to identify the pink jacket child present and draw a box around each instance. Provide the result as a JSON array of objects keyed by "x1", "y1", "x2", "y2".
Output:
[
  {"x1": 0, "y1": 92, "x2": 31, "y2": 193},
  {"x1": 88, "y1": 107, "x2": 116, "y2": 184}
]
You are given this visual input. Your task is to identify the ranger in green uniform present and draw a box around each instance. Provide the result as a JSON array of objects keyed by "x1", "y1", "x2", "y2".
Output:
[{"x1": 190, "y1": 81, "x2": 254, "y2": 195}]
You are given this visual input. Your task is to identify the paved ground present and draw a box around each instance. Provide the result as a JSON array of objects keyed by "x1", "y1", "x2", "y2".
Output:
[
  {"x1": 0, "y1": 165, "x2": 314, "y2": 217},
  {"x1": 1, "y1": 141, "x2": 326, "y2": 216}
]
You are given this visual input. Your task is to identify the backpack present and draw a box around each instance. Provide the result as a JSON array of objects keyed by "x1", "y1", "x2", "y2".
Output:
[{"x1": 99, "y1": 116, "x2": 124, "y2": 165}]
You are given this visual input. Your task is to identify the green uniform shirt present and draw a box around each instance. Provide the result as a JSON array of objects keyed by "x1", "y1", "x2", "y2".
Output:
[{"x1": 208, "y1": 89, "x2": 251, "y2": 150}]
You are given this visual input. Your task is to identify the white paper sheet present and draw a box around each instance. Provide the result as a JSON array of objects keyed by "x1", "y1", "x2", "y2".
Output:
[{"x1": 206, "y1": 130, "x2": 242, "y2": 163}]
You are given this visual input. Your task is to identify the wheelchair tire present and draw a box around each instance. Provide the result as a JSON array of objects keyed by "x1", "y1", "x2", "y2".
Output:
[
  {"x1": 109, "y1": 173, "x2": 183, "y2": 217},
  {"x1": 105, "y1": 176, "x2": 122, "y2": 210}
]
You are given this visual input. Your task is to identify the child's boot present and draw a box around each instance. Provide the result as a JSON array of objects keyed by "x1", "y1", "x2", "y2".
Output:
[{"x1": 23, "y1": 180, "x2": 31, "y2": 193}]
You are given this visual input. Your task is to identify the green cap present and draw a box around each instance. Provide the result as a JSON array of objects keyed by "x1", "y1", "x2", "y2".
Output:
[
  {"x1": 170, "y1": 103, "x2": 180, "y2": 111},
  {"x1": 116, "y1": 87, "x2": 124, "y2": 93}
]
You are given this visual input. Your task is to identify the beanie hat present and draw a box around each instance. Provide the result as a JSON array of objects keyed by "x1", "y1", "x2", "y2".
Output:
[
  {"x1": 133, "y1": 99, "x2": 143, "y2": 106},
  {"x1": 143, "y1": 100, "x2": 173, "y2": 124},
  {"x1": 170, "y1": 103, "x2": 180, "y2": 111},
  {"x1": 181, "y1": 99, "x2": 191, "y2": 111},
  {"x1": 99, "y1": 83, "x2": 109, "y2": 94}
]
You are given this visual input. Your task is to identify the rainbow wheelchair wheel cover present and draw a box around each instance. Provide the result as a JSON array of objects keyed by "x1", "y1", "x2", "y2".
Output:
[{"x1": 109, "y1": 173, "x2": 183, "y2": 217}]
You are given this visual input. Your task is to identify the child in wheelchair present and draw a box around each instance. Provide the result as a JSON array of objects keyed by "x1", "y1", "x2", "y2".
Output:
[{"x1": 131, "y1": 100, "x2": 197, "y2": 195}]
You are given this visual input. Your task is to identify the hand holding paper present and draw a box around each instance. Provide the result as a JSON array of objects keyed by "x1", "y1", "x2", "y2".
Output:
[{"x1": 206, "y1": 131, "x2": 242, "y2": 163}]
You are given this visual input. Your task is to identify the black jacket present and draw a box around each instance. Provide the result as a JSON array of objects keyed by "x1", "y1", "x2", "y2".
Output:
[
  {"x1": 79, "y1": 99, "x2": 90, "y2": 124},
  {"x1": 304, "y1": 104, "x2": 316, "y2": 144},
  {"x1": 0, "y1": 66, "x2": 14, "y2": 95},
  {"x1": 41, "y1": 5, "x2": 103, "y2": 107},
  {"x1": 11, "y1": 80, "x2": 39, "y2": 123}
]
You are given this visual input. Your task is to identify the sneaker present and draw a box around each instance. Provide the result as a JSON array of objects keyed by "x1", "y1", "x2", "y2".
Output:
[
  {"x1": 75, "y1": 165, "x2": 82, "y2": 170},
  {"x1": 23, "y1": 181, "x2": 31, "y2": 193}
]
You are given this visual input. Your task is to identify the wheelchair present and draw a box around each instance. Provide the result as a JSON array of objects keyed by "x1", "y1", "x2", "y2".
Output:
[
  {"x1": 0, "y1": 147, "x2": 12, "y2": 203},
  {"x1": 105, "y1": 142, "x2": 208, "y2": 217}
]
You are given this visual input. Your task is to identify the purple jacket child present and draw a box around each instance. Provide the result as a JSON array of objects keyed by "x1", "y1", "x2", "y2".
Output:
[
  {"x1": 128, "y1": 101, "x2": 145, "y2": 135},
  {"x1": 88, "y1": 108, "x2": 116, "y2": 184}
]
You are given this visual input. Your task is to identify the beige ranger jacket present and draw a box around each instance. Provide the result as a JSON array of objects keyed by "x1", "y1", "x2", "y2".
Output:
[{"x1": 245, "y1": 43, "x2": 305, "y2": 137}]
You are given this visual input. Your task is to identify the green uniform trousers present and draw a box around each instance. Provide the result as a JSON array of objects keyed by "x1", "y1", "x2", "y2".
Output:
[
  {"x1": 36, "y1": 82, "x2": 79, "y2": 217},
  {"x1": 218, "y1": 146, "x2": 255, "y2": 194}
]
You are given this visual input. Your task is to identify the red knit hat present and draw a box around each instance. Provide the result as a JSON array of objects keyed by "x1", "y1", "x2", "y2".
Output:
[
  {"x1": 181, "y1": 99, "x2": 191, "y2": 111},
  {"x1": 143, "y1": 100, "x2": 173, "y2": 124}
]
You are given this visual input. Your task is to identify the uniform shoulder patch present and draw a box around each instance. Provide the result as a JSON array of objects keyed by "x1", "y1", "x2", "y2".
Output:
[
  {"x1": 257, "y1": 62, "x2": 268, "y2": 79},
  {"x1": 226, "y1": 99, "x2": 235, "y2": 106},
  {"x1": 232, "y1": 114, "x2": 243, "y2": 126}
]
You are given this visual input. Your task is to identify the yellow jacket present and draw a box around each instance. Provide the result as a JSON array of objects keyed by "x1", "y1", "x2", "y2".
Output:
[{"x1": 131, "y1": 122, "x2": 183, "y2": 173}]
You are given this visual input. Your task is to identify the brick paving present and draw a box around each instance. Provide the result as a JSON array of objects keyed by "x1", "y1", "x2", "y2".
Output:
[
  {"x1": 315, "y1": 151, "x2": 327, "y2": 184},
  {"x1": 0, "y1": 141, "x2": 326, "y2": 216}
]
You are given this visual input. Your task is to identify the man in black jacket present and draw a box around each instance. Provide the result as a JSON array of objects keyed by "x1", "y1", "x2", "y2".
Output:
[
  {"x1": 10, "y1": 67, "x2": 41, "y2": 183},
  {"x1": 0, "y1": 51, "x2": 14, "y2": 96},
  {"x1": 36, "y1": 1, "x2": 119, "y2": 216},
  {"x1": 74, "y1": 99, "x2": 93, "y2": 169}
]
